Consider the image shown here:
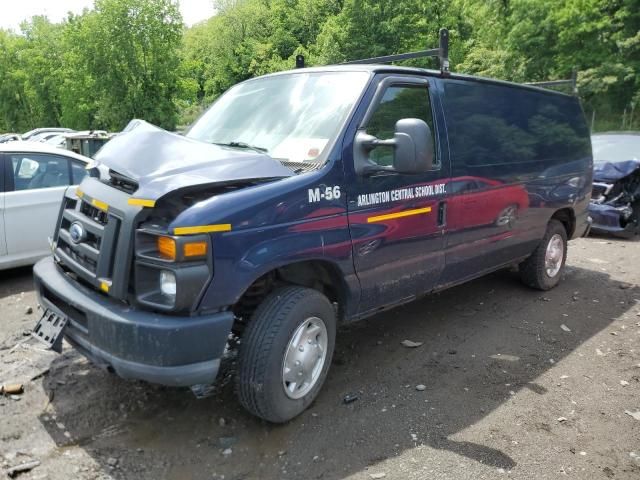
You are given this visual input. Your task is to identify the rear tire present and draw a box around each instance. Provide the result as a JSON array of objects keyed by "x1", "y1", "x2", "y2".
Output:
[
  {"x1": 236, "y1": 286, "x2": 336, "y2": 423},
  {"x1": 519, "y1": 219, "x2": 568, "y2": 290}
]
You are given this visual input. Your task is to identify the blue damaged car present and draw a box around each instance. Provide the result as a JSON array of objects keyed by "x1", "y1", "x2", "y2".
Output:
[
  {"x1": 31, "y1": 31, "x2": 593, "y2": 422},
  {"x1": 589, "y1": 132, "x2": 640, "y2": 238}
]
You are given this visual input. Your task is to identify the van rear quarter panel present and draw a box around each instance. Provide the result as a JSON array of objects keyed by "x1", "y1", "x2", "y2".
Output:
[{"x1": 437, "y1": 78, "x2": 592, "y2": 284}]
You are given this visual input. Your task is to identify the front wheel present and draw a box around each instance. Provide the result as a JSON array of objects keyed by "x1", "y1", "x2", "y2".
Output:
[
  {"x1": 236, "y1": 286, "x2": 336, "y2": 423},
  {"x1": 519, "y1": 219, "x2": 568, "y2": 290}
]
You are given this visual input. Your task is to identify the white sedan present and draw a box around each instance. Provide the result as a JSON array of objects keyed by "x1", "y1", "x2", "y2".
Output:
[{"x1": 0, "y1": 142, "x2": 91, "y2": 270}]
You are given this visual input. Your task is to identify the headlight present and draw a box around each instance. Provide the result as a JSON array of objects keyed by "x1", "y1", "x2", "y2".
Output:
[
  {"x1": 134, "y1": 229, "x2": 213, "y2": 313},
  {"x1": 160, "y1": 270, "x2": 177, "y2": 299}
]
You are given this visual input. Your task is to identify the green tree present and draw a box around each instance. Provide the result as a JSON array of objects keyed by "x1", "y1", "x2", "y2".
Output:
[{"x1": 80, "y1": 0, "x2": 184, "y2": 129}]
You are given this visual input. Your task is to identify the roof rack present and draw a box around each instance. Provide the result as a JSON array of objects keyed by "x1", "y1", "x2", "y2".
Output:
[
  {"x1": 525, "y1": 70, "x2": 578, "y2": 95},
  {"x1": 295, "y1": 28, "x2": 450, "y2": 75},
  {"x1": 344, "y1": 28, "x2": 450, "y2": 75}
]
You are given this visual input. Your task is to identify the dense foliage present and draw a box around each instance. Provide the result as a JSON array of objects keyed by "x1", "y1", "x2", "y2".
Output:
[{"x1": 0, "y1": 0, "x2": 638, "y2": 133}]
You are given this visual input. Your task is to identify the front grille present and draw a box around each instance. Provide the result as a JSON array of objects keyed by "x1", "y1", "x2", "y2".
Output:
[{"x1": 55, "y1": 195, "x2": 121, "y2": 290}]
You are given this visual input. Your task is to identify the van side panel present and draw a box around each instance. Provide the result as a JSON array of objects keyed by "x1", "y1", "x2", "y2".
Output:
[{"x1": 438, "y1": 79, "x2": 592, "y2": 286}]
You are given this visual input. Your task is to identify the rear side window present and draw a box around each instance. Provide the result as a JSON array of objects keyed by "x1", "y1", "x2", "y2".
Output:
[
  {"x1": 443, "y1": 81, "x2": 590, "y2": 172},
  {"x1": 9, "y1": 154, "x2": 71, "y2": 191}
]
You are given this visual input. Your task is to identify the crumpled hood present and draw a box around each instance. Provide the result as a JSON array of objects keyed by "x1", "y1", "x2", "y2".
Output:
[
  {"x1": 94, "y1": 120, "x2": 293, "y2": 200},
  {"x1": 593, "y1": 159, "x2": 640, "y2": 183}
]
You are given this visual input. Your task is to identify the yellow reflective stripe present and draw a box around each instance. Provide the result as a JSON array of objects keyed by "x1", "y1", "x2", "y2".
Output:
[
  {"x1": 367, "y1": 207, "x2": 432, "y2": 223},
  {"x1": 91, "y1": 198, "x2": 109, "y2": 212},
  {"x1": 173, "y1": 224, "x2": 232, "y2": 235},
  {"x1": 99, "y1": 281, "x2": 110, "y2": 293},
  {"x1": 128, "y1": 198, "x2": 156, "y2": 208}
]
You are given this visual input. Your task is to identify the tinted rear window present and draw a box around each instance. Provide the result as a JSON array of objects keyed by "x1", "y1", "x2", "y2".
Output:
[{"x1": 443, "y1": 81, "x2": 590, "y2": 175}]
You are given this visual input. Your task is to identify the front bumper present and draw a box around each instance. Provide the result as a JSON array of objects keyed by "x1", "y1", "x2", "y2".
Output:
[
  {"x1": 588, "y1": 203, "x2": 637, "y2": 237},
  {"x1": 34, "y1": 257, "x2": 234, "y2": 387}
]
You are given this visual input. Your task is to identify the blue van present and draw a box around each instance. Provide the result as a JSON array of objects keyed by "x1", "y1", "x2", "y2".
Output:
[{"x1": 32, "y1": 34, "x2": 592, "y2": 422}]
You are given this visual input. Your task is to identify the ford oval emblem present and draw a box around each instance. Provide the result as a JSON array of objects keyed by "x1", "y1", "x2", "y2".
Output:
[{"x1": 69, "y1": 222, "x2": 86, "y2": 244}]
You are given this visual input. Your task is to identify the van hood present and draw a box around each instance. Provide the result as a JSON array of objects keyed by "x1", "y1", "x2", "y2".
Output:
[{"x1": 94, "y1": 121, "x2": 293, "y2": 200}]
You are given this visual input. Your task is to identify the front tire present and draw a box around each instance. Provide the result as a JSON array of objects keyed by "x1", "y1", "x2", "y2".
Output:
[
  {"x1": 236, "y1": 286, "x2": 336, "y2": 423},
  {"x1": 519, "y1": 219, "x2": 568, "y2": 290}
]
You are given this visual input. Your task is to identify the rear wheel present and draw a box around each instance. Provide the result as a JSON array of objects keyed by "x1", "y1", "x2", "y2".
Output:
[
  {"x1": 236, "y1": 286, "x2": 336, "y2": 423},
  {"x1": 519, "y1": 219, "x2": 568, "y2": 290}
]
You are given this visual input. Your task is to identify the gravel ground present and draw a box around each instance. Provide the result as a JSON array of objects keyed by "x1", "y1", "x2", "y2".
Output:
[{"x1": 1, "y1": 236, "x2": 639, "y2": 480}]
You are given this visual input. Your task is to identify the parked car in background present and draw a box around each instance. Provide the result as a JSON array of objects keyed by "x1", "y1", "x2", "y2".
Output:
[
  {"x1": 44, "y1": 134, "x2": 68, "y2": 149},
  {"x1": 0, "y1": 142, "x2": 91, "y2": 270},
  {"x1": 0, "y1": 133, "x2": 22, "y2": 144},
  {"x1": 589, "y1": 132, "x2": 640, "y2": 237},
  {"x1": 28, "y1": 131, "x2": 72, "y2": 143},
  {"x1": 21, "y1": 127, "x2": 74, "y2": 141}
]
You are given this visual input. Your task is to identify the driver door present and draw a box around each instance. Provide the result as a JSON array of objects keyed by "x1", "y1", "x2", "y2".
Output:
[{"x1": 345, "y1": 76, "x2": 449, "y2": 315}]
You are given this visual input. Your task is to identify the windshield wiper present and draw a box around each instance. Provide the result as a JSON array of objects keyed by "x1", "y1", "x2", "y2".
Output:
[{"x1": 212, "y1": 141, "x2": 269, "y2": 154}]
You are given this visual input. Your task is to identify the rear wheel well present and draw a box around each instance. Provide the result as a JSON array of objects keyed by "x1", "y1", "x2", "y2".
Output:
[
  {"x1": 232, "y1": 261, "x2": 347, "y2": 336},
  {"x1": 551, "y1": 208, "x2": 575, "y2": 238}
]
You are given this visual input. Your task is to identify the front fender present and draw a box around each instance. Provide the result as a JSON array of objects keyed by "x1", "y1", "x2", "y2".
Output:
[{"x1": 198, "y1": 215, "x2": 360, "y2": 317}]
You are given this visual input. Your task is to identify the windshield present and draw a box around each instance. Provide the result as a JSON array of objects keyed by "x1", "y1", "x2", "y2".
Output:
[
  {"x1": 591, "y1": 134, "x2": 640, "y2": 163},
  {"x1": 187, "y1": 71, "x2": 370, "y2": 165}
]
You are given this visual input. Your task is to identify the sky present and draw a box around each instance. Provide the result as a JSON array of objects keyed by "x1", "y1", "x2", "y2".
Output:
[{"x1": 0, "y1": 0, "x2": 216, "y2": 31}]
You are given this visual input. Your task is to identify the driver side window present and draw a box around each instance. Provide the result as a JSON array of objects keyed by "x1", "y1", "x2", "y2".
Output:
[{"x1": 366, "y1": 85, "x2": 436, "y2": 167}]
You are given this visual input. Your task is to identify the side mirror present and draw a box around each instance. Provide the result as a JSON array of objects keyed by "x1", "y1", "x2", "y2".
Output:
[
  {"x1": 393, "y1": 118, "x2": 433, "y2": 174},
  {"x1": 354, "y1": 118, "x2": 433, "y2": 175}
]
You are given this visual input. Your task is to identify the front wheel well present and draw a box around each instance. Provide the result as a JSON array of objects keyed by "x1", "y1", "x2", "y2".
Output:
[
  {"x1": 232, "y1": 261, "x2": 347, "y2": 335},
  {"x1": 551, "y1": 208, "x2": 576, "y2": 238}
]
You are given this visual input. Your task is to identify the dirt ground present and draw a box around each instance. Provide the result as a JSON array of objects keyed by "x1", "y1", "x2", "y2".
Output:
[{"x1": 1, "y1": 236, "x2": 639, "y2": 480}]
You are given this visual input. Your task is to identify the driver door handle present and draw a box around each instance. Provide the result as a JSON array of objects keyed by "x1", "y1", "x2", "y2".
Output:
[{"x1": 438, "y1": 201, "x2": 447, "y2": 227}]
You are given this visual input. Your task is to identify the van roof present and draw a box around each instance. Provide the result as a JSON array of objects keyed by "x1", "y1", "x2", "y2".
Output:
[{"x1": 259, "y1": 64, "x2": 575, "y2": 98}]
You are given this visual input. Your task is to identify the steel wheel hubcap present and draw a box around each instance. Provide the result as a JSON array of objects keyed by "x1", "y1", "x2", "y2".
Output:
[
  {"x1": 282, "y1": 317, "x2": 328, "y2": 400},
  {"x1": 545, "y1": 234, "x2": 564, "y2": 277}
]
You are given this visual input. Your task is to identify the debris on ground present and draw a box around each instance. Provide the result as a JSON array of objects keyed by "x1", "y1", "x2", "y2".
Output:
[
  {"x1": 0, "y1": 384, "x2": 24, "y2": 396},
  {"x1": 415, "y1": 384, "x2": 426, "y2": 391},
  {"x1": 624, "y1": 410, "x2": 640, "y2": 421},
  {"x1": 369, "y1": 473, "x2": 387, "y2": 479},
  {"x1": 343, "y1": 393, "x2": 359, "y2": 404},
  {"x1": 557, "y1": 417, "x2": 567, "y2": 423},
  {"x1": 401, "y1": 340, "x2": 423, "y2": 348},
  {"x1": 620, "y1": 380, "x2": 629, "y2": 387},
  {"x1": 5, "y1": 460, "x2": 40, "y2": 478},
  {"x1": 560, "y1": 324, "x2": 571, "y2": 332}
]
